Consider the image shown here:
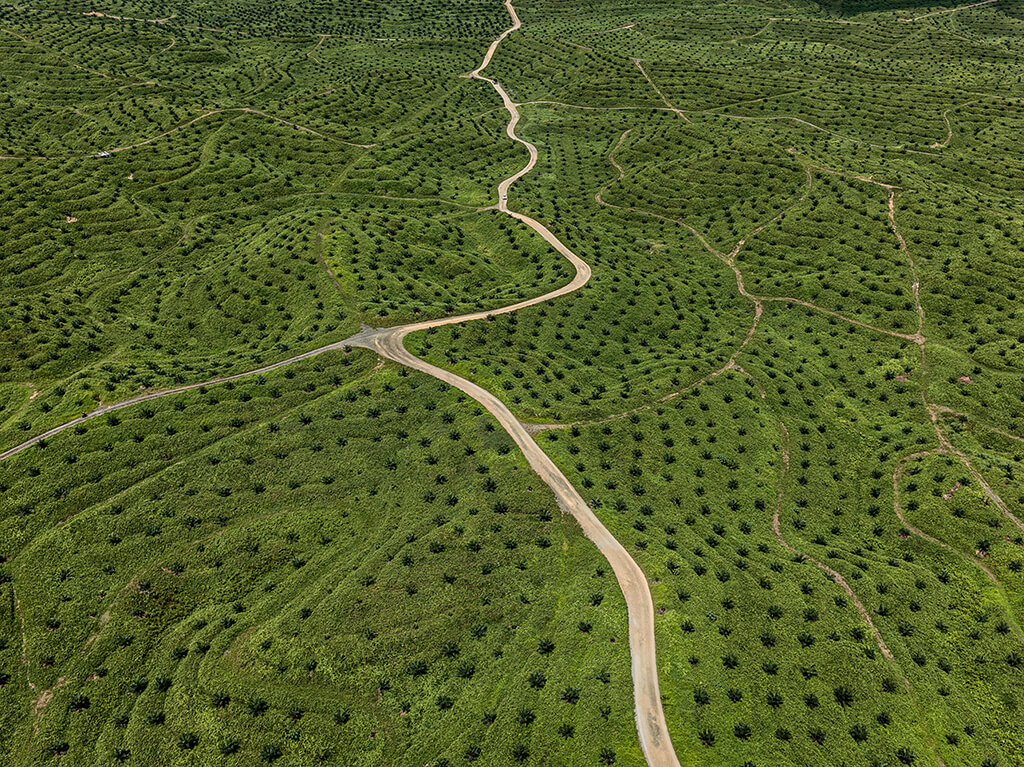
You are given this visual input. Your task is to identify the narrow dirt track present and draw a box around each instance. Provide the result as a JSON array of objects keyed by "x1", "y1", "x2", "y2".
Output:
[
  {"x1": 631, "y1": 58, "x2": 691, "y2": 123},
  {"x1": 0, "y1": 343, "x2": 350, "y2": 463},
  {"x1": 5, "y1": 3, "x2": 1020, "y2": 763},
  {"x1": 900, "y1": 0, "x2": 998, "y2": 21},
  {"x1": 771, "y1": 423, "x2": 897, "y2": 663},
  {"x1": 345, "y1": 3, "x2": 681, "y2": 765}
]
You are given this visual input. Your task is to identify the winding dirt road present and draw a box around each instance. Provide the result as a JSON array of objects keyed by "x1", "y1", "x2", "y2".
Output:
[
  {"x1": 346, "y1": 326, "x2": 678, "y2": 767},
  {"x1": 5, "y1": 1, "x2": 1022, "y2": 763},
  {"x1": 346, "y1": 3, "x2": 680, "y2": 764}
]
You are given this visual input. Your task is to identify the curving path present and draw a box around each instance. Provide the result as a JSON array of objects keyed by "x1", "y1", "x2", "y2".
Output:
[
  {"x1": 345, "y1": 327, "x2": 678, "y2": 767},
  {"x1": 631, "y1": 58, "x2": 691, "y2": 123},
  {"x1": 771, "y1": 423, "x2": 897, "y2": 663},
  {"x1": 0, "y1": 343, "x2": 349, "y2": 463},
  {"x1": 347, "y1": 3, "x2": 680, "y2": 764}
]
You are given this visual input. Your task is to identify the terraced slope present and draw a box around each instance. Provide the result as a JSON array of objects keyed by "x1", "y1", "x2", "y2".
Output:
[{"x1": 4, "y1": 0, "x2": 1024, "y2": 765}]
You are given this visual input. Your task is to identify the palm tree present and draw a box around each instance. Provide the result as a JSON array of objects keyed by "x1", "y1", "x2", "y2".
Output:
[
  {"x1": 68, "y1": 694, "x2": 90, "y2": 712},
  {"x1": 441, "y1": 642, "x2": 459, "y2": 658},
  {"x1": 248, "y1": 698, "x2": 269, "y2": 716},
  {"x1": 49, "y1": 741, "x2": 69, "y2": 756},
  {"x1": 896, "y1": 747, "x2": 916, "y2": 764}
]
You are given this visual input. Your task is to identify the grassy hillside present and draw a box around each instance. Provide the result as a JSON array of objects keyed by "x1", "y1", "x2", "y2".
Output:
[
  {"x1": 0, "y1": 359, "x2": 641, "y2": 765},
  {"x1": 3, "y1": 0, "x2": 1024, "y2": 764}
]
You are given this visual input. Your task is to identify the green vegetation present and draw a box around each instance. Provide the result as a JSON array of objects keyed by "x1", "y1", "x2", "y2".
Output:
[
  {"x1": 3, "y1": 0, "x2": 1024, "y2": 764},
  {"x1": 1, "y1": 359, "x2": 640, "y2": 765}
]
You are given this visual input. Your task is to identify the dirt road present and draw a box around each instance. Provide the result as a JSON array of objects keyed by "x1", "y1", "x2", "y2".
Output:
[
  {"x1": 900, "y1": 0, "x2": 998, "y2": 21},
  {"x1": 346, "y1": 3, "x2": 680, "y2": 765},
  {"x1": 343, "y1": 326, "x2": 679, "y2": 767}
]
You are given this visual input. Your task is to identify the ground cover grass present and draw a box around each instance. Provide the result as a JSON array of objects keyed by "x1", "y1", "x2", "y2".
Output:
[
  {"x1": 0, "y1": 29, "x2": 563, "y2": 451},
  {"x1": 0, "y1": 359, "x2": 640, "y2": 766},
  {"x1": 4, "y1": 0, "x2": 1024, "y2": 764},
  {"x1": 538, "y1": 310, "x2": 1024, "y2": 766}
]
